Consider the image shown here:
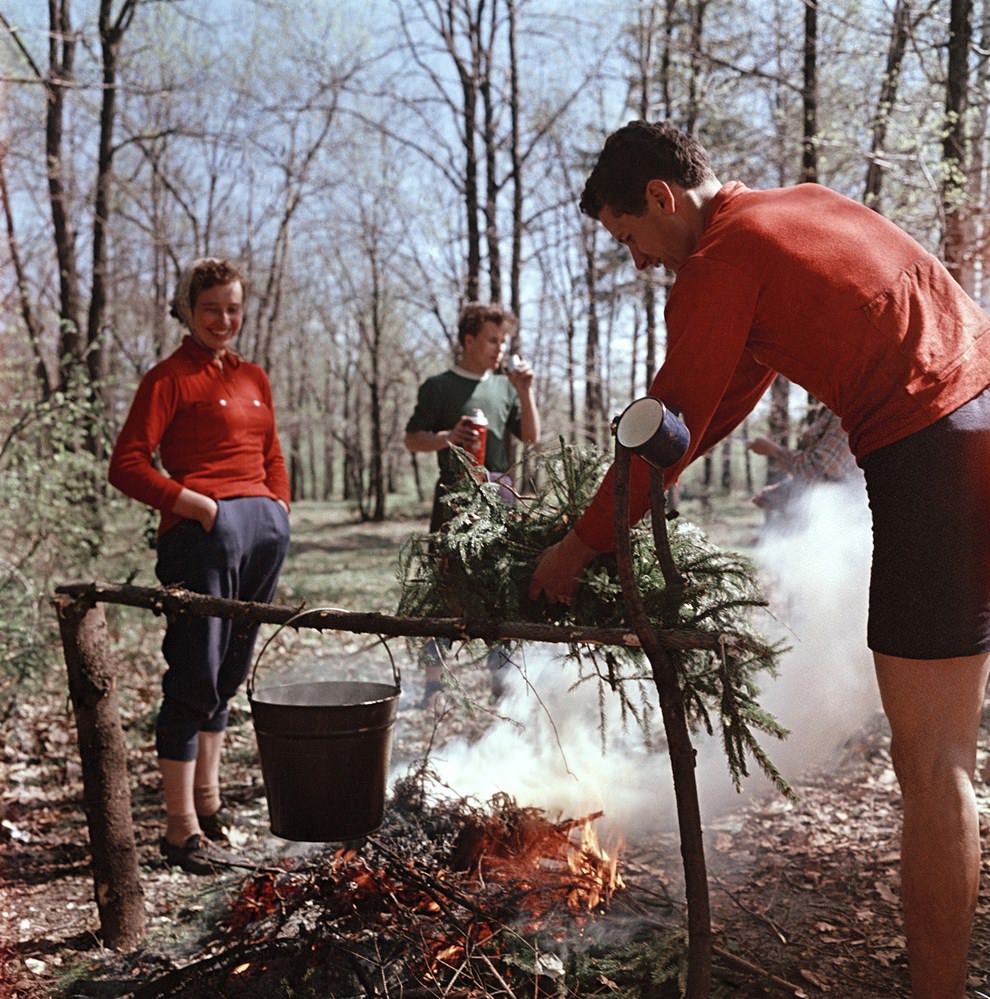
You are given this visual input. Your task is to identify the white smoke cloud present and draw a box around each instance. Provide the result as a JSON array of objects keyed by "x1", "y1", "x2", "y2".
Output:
[
  {"x1": 406, "y1": 478, "x2": 880, "y2": 839},
  {"x1": 747, "y1": 478, "x2": 879, "y2": 775}
]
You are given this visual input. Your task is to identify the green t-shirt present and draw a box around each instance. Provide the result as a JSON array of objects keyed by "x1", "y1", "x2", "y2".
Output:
[{"x1": 405, "y1": 368, "x2": 523, "y2": 482}]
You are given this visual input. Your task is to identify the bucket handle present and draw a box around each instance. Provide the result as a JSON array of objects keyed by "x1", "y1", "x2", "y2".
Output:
[{"x1": 248, "y1": 606, "x2": 402, "y2": 698}]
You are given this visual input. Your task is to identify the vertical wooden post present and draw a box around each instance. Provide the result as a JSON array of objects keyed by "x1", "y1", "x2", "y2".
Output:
[
  {"x1": 612, "y1": 446, "x2": 712, "y2": 998},
  {"x1": 54, "y1": 594, "x2": 146, "y2": 950}
]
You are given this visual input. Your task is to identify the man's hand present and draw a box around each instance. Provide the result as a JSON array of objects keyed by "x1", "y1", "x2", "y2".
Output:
[
  {"x1": 528, "y1": 529, "x2": 599, "y2": 605},
  {"x1": 447, "y1": 415, "x2": 481, "y2": 451},
  {"x1": 505, "y1": 358, "x2": 535, "y2": 393},
  {"x1": 749, "y1": 436, "x2": 780, "y2": 458}
]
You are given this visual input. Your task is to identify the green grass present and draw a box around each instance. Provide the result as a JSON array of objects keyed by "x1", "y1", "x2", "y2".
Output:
[{"x1": 278, "y1": 498, "x2": 432, "y2": 613}]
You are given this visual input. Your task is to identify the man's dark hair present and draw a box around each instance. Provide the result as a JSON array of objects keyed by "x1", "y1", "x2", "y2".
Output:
[
  {"x1": 579, "y1": 120, "x2": 714, "y2": 219},
  {"x1": 457, "y1": 302, "x2": 517, "y2": 346}
]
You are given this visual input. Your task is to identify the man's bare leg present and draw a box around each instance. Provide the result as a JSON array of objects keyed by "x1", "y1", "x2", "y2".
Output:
[{"x1": 874, "y1": 651, "x2": 990, "y2": 999}]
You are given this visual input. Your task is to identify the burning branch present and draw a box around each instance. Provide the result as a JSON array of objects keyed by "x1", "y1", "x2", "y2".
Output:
[{"x1": 125, "y1": 784, "x2": 631, "y2": 998}]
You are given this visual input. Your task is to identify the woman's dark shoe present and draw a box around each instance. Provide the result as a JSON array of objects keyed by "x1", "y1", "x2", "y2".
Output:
[
  {"x1": 159, "y1": 834, "x2": 246, "y2": 875},
  {"x1": 197, "y1": 802, "x2": 236, "y2": 842}
]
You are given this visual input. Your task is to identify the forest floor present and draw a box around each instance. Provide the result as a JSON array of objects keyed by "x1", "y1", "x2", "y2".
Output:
[{"x1": 4, "y1": 495, "x2": 990, "y2": 997}]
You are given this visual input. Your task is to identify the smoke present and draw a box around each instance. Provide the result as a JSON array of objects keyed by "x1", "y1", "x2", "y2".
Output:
[
  {"x1": 746, "y1": 478, "x2": 879, "y2": 776},
  {"x1": 405, "y1": 478, "x2": 880, "y2": 839}
]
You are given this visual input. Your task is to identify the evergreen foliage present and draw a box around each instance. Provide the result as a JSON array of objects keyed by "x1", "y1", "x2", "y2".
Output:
[{"x1": 398, "y1": 442, "x2": 790, "y2": 793}]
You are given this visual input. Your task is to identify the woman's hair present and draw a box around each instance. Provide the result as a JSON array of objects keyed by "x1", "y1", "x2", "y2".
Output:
[
  {"x1": 170, "y1": 258, "x2": 248, "y2": 328},
  {"x1": 456, "y1": 302, "x2": 517, "y2": 345},
  {"x1": 579, "y1": 120, "x2": 714, "y2": 219}
]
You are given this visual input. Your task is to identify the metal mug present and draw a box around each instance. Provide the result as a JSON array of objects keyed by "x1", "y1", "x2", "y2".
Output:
[{"x1": 615, "y1": 396, "x2": 691, "y2": 469}]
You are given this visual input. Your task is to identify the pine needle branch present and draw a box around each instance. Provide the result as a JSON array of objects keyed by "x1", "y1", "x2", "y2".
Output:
[{"x1": 397, "y1": 443, "x2": 791, "y2": 793}]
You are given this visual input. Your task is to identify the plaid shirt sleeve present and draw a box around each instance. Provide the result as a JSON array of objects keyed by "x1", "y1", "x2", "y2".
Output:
[{"x1": 783, "y1": 408, "x2": 857, "y2": 482}]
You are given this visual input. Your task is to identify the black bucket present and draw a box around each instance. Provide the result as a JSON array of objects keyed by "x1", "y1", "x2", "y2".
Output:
[{"x1": 248, "y1": 617, "x2": 400, "y2": 842}]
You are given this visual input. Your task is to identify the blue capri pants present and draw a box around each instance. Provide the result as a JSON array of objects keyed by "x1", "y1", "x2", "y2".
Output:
[{"x1": 154, "y1": 496, "x2": 290, "y2": 761}]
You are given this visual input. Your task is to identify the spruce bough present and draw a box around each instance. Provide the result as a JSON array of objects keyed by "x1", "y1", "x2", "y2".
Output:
[{"x1": 398, "y1": 442, "x2": 791, "y2": 794}]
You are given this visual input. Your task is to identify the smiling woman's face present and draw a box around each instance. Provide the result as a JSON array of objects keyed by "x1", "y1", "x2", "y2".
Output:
[{"x1": 191, "y1": 281, "x2": 244, "y2": 354}]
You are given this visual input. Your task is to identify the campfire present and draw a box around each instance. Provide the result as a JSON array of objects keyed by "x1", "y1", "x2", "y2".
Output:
[
  {"x1": 128, "y1": 779, "x2": 631, "y2": 998},
  {"x1": 446, "y1": 797, "x2": 623, "y2": 924}
]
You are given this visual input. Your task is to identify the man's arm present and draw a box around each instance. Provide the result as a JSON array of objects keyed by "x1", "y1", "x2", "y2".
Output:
[
  {"x1": 404, "y1": 429, "x2": 452, "y2": 453},
  {"x1": 404, "y1": 420, "x2": 481, "y2": 454},
  {"x1": 506, "y1": 362, "x2": 541, "y2": 444}
]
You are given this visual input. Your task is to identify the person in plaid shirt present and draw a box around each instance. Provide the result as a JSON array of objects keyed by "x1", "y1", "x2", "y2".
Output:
[{"x1": 749, "y1": 400, "x2": 859, "y2": 518}]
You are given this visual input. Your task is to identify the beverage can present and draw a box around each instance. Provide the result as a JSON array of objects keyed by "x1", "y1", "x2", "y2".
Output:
[{"x1": 464, "y1": 408, "x2": 488, "y2": 465}]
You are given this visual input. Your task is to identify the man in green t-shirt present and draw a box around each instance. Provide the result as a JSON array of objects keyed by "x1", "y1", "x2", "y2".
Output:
[{"x1": 405, "y1": 302, "x2": 541, "y2": 708}]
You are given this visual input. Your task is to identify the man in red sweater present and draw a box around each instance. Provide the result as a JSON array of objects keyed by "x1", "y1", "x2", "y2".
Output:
[{"x1": 529, "y1": 120, "x2": 990, "y2": 999}]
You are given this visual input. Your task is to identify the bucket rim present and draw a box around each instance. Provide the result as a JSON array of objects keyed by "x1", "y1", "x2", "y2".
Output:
[
  {"x1": 250, "y1": 678, "x2": 400, "y2": 708},
  {"x1": 248, "y1": 607, "x2": 402, "y2": 697}
]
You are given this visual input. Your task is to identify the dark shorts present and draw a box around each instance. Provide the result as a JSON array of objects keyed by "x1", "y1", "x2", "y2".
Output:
[{"x1": 863, "y1": 383, "x2": 990, "y2": 659}]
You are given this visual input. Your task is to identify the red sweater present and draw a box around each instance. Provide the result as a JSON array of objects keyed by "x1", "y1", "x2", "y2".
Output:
[
  {"x1": 577, "y1": 182, "x2": 990, "y2": 551},
  {"x1": 108, "y1": 336, "x2": 291, "y2": 536}
]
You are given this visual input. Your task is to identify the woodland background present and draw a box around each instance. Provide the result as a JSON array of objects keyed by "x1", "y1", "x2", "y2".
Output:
[{"x1": 1, "y1": 0, "x2": 990, "y2": 740}]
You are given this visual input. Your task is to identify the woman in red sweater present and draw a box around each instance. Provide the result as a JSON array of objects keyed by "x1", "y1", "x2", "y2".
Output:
[{"x1": 109, "y1": 258, "x2": 290, "y2": 874}]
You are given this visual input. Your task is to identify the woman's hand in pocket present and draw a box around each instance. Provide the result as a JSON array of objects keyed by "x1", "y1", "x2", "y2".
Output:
[{"x1": 172, "y1": 488, "x2": 219, "y2": 532}]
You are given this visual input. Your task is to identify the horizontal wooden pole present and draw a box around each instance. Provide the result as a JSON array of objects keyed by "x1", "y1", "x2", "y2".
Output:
[{"x1": 54, "y1": 580, "x2": 755, "y2": 656}]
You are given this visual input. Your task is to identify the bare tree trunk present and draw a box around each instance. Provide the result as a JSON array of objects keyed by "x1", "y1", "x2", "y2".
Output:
[
  {"x1": 55, "y1": 596, "x2": 145, "y2": 950},
  {"x1": 943, "y1": 0, "x2": 973, "y2": 287},
  {"x1": 148, "y1": 156, "x2": 170, "y2": 361},
  {"x1": 323, "y1": 359, "x2": 337, "y2": 500},
  {"x1": 630, "y1": 4, "x2": 661, "y2": 393},
  {"x1": 742, "y1": 416, "x2": 753, "y2": 494},
  {"x1": 864, "y1": 0, "x2": 912, "y2": 210},
  {"x1": 480, "y1": 0, "x2": 500, "y2": 303},
  {"x1": 683, "y1": 0, "x2": 709, "y2": 134},
  {"x1": 287, "y1": 358, "x2": 304, "y2": 502},
  {"x1": 445, "y1": 2, "x2": 483, "y2": 301},
  {"x1": 766, "y1": 376, "x2": 791, "y2": 485},
  {"x1": 366, "y1": 307, "x2": 386, "y2": 522},
  {"x1": 629, "y1": 306, "x2": 641, "y2": 399},
  {"x1": 407, "y1": 449, "x2": 424, "y2": 504},
  {"x1": 343, "y1": 370, "x2": 369, "y2": 519},
  {"x1": 973, "y1": 1, "x2": 990, "y2": 304},
  {"x1": 341, "y1": 363, "x2": 356, "y2": 502},
  {"x1": 643, "y1": 281, "x2": 658, "y2": 392},
  {"x1": 566, "y1": 314, "x2": 577, "y2": 442},
  {"x1": 0, "y1": 160, "x2": 52, "y2": 400},
  {"x1": 46, "y1": 0, "x2": 83, "y2": 386},
  {"x1": 507, "y1": 0, "x2": 522, "y2": 320},
  {"x1": 88, "y1": 0, "x2": 138, "y2": 397},
  {"x1": 582, "y1": 223, "x2": 603, "y2": 447},
  {"x1": 801, "y1": 0, "x2": 818, "y2": 183}
]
